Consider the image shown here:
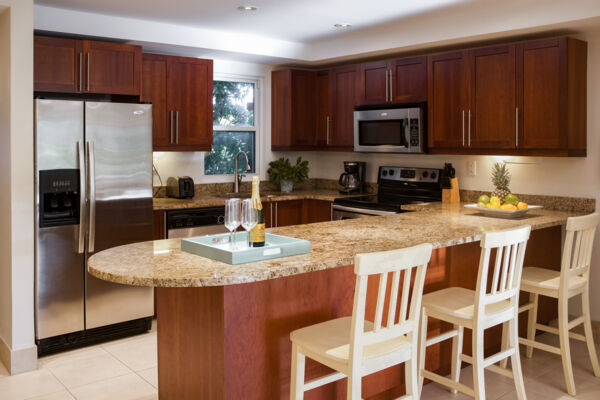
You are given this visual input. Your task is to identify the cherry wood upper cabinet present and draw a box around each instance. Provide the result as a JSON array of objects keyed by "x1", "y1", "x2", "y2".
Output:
[
  {"x1": 34, "y1": 35, "x2": 142, "y2": 96},
  {"x1": 167, "y1": 56, "x2": 213, "y2": 149},
  {"x1": 427, "y1": 51, "x2": 469, "y2": 150},
  {"x1": 271, "y1": 69, "x2": 317, "y2": 151},
  {"x1": 390, "y1": 56, "x2": 427, "y2": 103},
  {"x1": 331, "y1": 65, "x2": 360, "y2": 150},
  {"x1": 142, "y1": 54, "x2": 213, "y2": 151},
  {"x1": 34, "y1": 36, "x2": 82, "y2": 93},
  {"x1": 83, "y1": 40, "x2": 141, "y2": 95},
  {"x1": 516, "y1": 37, "x2": 586, "y2": 156},
  {"x1": 315, "y1": 70, "x2": 332, "y2": 147},
  {"x1": 141, "y1": 54, "x2": 169, "y2": 147},
  {"x1": 469, "y1": 45, "x2": 516, "y2": 149},
  {"x1": 358, "y1": 56, "x2": 427, "y2": 105}
]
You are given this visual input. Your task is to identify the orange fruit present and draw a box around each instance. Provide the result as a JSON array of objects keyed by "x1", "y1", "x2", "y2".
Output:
[{"x1": 517, "y1": 202, "x2": 528, "y2": 210}]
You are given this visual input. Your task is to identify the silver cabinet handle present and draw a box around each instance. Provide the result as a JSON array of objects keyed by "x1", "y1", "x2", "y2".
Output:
[
  {"x1": 87, "y1": 141, "x2": 96, "y2": 253},
  {"x1": 170, "y1": 111, "x2": 174, "y2": 144},
  {"x1": 275, "y1": 202, "x2": 278, "y2": 227},
  {"x1": 389, "y1": 69, "x2": 393, "y2": 101},
  {"x1": 326, "y1": 115, "x2": 330, "y2": 145},
  {"x1": 79, "y1": 53, "x2": 83, "y2": 93},
  {"x1": 515, "y1": 107, "x2": 519, "y2": 147},
  {"x1": 77, "y1": 141, "x2": 86, "y2": 254},
  {"x1": 86, "y1": 53, "x2": 90, "y2": 92},
  {"x1": 175, "y1": 111, "x2": 179, "y2": 144},
  {"x1": 270, "y1": 203, "x2": 273, "y2": 228},
  {"x1": 468, "y1": 109, "x2": 471, "y2": 147},
  {"x1": 462, "y1": 110, "x2": 465, "y2": 147},
  {"x1": 385, "y1": 70, "x2": 389, "y2": 102}
]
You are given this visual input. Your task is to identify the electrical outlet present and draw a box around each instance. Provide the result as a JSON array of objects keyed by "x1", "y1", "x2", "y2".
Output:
[{"x1": 467, "y1": 160, "x2": 477, "y2": 177}]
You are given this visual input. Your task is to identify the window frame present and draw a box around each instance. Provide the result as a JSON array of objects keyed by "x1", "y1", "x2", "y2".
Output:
[{"x1": 202, "y1": 74, "x2": 261, "y2": 181}]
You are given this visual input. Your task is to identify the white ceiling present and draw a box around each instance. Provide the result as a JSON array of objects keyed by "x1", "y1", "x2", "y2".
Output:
[{"x1": 35, "y1": 0, "x2": 468, "y2": 43}]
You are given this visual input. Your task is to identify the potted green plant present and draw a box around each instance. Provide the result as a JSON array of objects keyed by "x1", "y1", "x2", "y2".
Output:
[{"x1": 267, "y1": 157, "x2": 309, "y2": 193}]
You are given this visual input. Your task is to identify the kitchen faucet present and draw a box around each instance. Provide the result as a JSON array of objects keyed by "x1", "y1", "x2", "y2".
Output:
[{"x1": 234, "y1": 151, "x2": 251, "y2": 193}]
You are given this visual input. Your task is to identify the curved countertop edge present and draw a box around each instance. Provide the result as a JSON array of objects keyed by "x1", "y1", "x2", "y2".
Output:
[{"x1": 88, "y1": 204, "x2": 576, "y2": 288}]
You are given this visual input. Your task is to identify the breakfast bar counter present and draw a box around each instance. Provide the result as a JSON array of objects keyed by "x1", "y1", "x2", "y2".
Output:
[{"x1": 88, "y1": 204, "x2": 580, "y2": 400}]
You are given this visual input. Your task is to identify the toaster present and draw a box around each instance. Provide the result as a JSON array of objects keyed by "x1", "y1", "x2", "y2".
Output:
[{"x1": 166, "y1": 176, "x2": 195, "y2": 199}]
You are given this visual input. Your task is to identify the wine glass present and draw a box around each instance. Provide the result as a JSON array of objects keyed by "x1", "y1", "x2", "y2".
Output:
[
  {"x1": 241, "y1": 199, "x2": 258, "y2": 248},
  {"x1": 224, "y1": 198, "x2": 241, "y2": 250}
]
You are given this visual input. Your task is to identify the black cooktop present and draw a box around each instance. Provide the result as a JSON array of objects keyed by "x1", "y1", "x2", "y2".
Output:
[{"x1": 334, "y1": 194, "x2": 438, "y2": 213}]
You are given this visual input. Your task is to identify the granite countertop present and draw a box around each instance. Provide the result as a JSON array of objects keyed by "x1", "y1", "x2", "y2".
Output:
[
  {"x1": 153, "y1": 189, "x2": 358, "y2": 211},
  {"x1": 88, "y1": 203, "x2": 579, "y2": 288}
]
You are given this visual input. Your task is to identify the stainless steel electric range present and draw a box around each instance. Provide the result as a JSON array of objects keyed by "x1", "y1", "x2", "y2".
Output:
[{"x1": 332, "y1": 166, "x2": 443, "y2": 219}]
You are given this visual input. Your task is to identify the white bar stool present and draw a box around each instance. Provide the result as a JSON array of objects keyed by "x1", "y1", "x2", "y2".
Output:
[
  {"x1": 289, "y1": 243, "x2": 433, "y2": 400},
  {"x1": 511, "y1": 213, "x2": 600, "y2": 396},
  {"x1": 418, "y1": 225, "x2": 531, "y2": 400}
]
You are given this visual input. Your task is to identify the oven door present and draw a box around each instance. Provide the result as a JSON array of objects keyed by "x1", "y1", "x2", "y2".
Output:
[
  {"x1": 353, "y1": 107, "x2": 423, "y2": 153},
  {"x1": 331, "y1": 204, "x2": 397, "y2": 220}
]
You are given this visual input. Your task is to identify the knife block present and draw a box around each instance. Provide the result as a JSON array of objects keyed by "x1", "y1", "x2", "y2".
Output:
[{"x1": 442, "y1": 177, "x2": 461, "y2": 204}]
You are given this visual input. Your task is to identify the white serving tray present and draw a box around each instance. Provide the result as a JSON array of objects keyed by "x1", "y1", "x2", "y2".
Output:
[
  {"x1": 464, "y1": 203, "x2": 543, "y2": 219},
  {"x1": 181, "y1": 232, "x2": 310, "y2": 265}
]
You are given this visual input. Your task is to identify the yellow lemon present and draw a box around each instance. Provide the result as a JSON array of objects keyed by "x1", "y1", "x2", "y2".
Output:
[{"x1": 517, "y1": 202, "x2": 528, "y2": 210}]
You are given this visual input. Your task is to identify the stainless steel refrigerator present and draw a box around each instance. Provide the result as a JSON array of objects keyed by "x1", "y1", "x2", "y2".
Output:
[{"x1": 35, "y1": 99, "x2": 154, "y2": 354}]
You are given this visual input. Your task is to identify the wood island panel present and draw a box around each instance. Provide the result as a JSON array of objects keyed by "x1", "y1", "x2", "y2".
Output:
[{"x1": 155, "y1": 226, "x2": 561, "y2": 400}]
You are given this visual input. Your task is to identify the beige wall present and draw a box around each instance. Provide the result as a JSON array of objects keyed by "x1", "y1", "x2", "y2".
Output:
[{"x1": 0, "y1": 0, "x2": 36, "y2": 375}]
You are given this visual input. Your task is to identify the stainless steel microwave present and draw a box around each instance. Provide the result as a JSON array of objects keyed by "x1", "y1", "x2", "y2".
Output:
[{"x1": 353, "y1": 105, "x2": 425, "y2": 153}]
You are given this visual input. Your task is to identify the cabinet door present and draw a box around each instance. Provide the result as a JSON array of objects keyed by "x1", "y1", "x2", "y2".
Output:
[
  {"x1": 34, "y1": 36, "x2": 82, "y2": 93},
  {"x1": 291, "y1": 70, "x2": 317, "y2": 147},
  {"x1": 427, "y1": 51, "x2": 469, "y2": 150},
  {"x1": 141, "y1": 54, "x2": 170, "y2": 148},
  {"x1": 315, "y1": 70, "x2": 332, "y2": 148},
  {"x1": 391, "y1": 56, "x2": 427, "y2": 103},
  {"x1": 167, "y1": 56, "x2": 213, "y2": 150},
  {"x1": 469, "y1": 45, "x2": 516, "y2": 149},
  {"x1": 517, "y1": 38, "x2": 566, "y2": 150},
  {"x1": 359, "y1": 60, "x2": 390, "y2": 105},
  {"x1": 275, "y1": 200, "x2": 303, "y2": 227},
  {"x1": 264, "y1": 203, "x2": 273, "y2": 229},
  {"x1": 332, "y1": 65, "x2": 359, "y2": 150},
  {"x1": 153, "y1": 211, "x2": 166, "y2": 240},
  {"x1": 305, "y1": 200, "x2": 332, "y2": 223},
  {"x1": 83, "y1": 40, "x2": 142, "y2": 95}
]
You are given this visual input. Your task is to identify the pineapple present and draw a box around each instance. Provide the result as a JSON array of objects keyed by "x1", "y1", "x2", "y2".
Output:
[{"x1": 491, "y1": 162, "x2": 511, "y2": 202}]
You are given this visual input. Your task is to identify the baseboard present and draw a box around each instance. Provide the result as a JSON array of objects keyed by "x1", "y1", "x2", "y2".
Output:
[{"x1": 0, "y1": 335, "x2": 37, "y2": 375}]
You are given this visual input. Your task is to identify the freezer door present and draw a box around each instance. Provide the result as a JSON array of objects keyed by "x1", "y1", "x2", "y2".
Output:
[
  {"x1": 35, "y1": 99, "x2": 86, "y2": 339},
  {"x1": 84, "y1": 102, "x2": 154, "y2": 329}
]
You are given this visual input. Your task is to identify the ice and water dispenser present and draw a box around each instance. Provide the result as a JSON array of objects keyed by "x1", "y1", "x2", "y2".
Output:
[{"x1": 38, "y1": 169, "x2": 80, "y2": 228}]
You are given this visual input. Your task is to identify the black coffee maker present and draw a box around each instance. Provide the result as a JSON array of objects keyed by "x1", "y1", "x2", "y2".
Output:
[{"x1": 338, "y1": 161, "x2": 366, "y2": 194}]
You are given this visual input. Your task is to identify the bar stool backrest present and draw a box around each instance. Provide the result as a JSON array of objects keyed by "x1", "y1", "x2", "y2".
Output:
[
  {"x1": 350, "y1": 243, "x2": 433, "y2": 371},
  {"x1": 561, "y1": 213, "x2": 600, "y2": 293},
  {"x1": 475, "y1": 226, "x2": 532, "y2": 324}
]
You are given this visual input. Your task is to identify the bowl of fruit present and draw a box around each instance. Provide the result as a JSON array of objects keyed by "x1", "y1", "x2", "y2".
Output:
[{"x1": 464, "y1": 163, "x2": 543, "y2": 218}]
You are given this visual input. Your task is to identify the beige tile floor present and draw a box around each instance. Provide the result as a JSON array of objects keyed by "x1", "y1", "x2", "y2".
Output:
[{"x1": 0, "y1": 325, "x2": 599, "y2": 399}]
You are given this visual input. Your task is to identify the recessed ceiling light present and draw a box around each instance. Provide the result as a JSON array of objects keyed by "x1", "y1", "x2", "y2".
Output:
[
  {"x1": 334, "y1": 23, "x2": 353, "y2": 29},
  {"x1": 237, "y1": 5, "x2": 258, "y2": 11}
]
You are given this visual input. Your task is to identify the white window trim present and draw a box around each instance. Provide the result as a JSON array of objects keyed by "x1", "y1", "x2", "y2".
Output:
[{"x1": 200, "y1": 73, "x2": 262, "y2": 183}]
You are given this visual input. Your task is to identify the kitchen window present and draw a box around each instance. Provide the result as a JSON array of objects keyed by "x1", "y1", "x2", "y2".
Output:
[{"x1": 204, "y1": 79, "x2": 257, "y2": 175}]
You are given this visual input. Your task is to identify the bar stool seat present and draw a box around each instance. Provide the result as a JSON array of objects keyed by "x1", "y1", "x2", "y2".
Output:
[
  {"x1": 521, "y1": 267, "x2": 587, "y2": 296},
  {"x1": 291, "y1": 316, "x2": 413, "y2": 374},
  {"x1": 423, "y1": 287, "x2": 513, "y2": 328}
]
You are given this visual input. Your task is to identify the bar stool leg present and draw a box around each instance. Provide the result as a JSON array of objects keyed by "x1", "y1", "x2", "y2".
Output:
[
  {"x1": 290, "y1": 342, "x2": 305, "y2": 400},
  {"x1": 417, "y1": 307, "x2": 428, "y2": 394},
  {"x1": 472, "y1": 327, "x2": 486, "y2": 400},
  {"x1": 559, "y1": 297, "x2": 576, "y2": 396},
  {"x1": 582, "y1": 287, "x2": 600, "y2": 377},
  {"x1": 500, "y1": 322, "x2": 509, "y2": 369},
  {"x1": 347, "y1": 371, "x2": 361, "y2": 400},
  {"x1": 405, "y1": 334, "x2": 419, "y2": 399},
  {"x1": 450, "y1": 324, "x2": 463, "y2": 394},
  {"x1": 509, "y1": 317, "x2": 527, "y2": 400},
  {"x1": 526, "y1": 293, "x2": 539, "y2": 359}
]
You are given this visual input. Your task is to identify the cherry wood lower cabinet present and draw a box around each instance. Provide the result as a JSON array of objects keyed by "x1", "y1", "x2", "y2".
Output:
[
  {"x1": 265, "y1": 199, "x2": 332, "y2": 228},
  {"x1": 155, "y1": 226, "x2": 561, "y2": 400},
  {"x1": 153, "y1": 210, "x2": 166, "y2": 240}
]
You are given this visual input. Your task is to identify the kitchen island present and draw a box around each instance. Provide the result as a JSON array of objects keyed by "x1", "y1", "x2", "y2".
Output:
[{"x1": 89, "y1": 204, "x2": 579, "y2": 399}]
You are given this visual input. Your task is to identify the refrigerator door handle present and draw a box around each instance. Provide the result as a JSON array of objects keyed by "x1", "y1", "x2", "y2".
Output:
[
  {"x1": 77, "y1": 141, "x2": 86, "y2": 254},
  {"x1": 87, "y1": 141, "x2": 96, "y2": 253}
]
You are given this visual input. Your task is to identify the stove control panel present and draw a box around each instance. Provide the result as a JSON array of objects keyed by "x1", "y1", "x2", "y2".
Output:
[{"x1": 380, "y1": 167, "x2": 440, "y2": 183}]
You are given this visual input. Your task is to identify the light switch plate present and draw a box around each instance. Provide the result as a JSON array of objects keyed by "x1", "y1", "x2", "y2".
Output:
[{"x1": 467, "y1": 160, "x2": 476, "y2": 177}]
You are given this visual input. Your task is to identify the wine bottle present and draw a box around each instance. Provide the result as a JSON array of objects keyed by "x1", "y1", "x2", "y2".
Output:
[{"x1": 250, "y1": 176, "x2": 265, "y2": 247}]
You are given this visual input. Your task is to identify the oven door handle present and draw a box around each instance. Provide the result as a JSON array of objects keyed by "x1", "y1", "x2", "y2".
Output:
[{"x1": 331, "y1": 204, "x2": 397, "y2": 216}]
